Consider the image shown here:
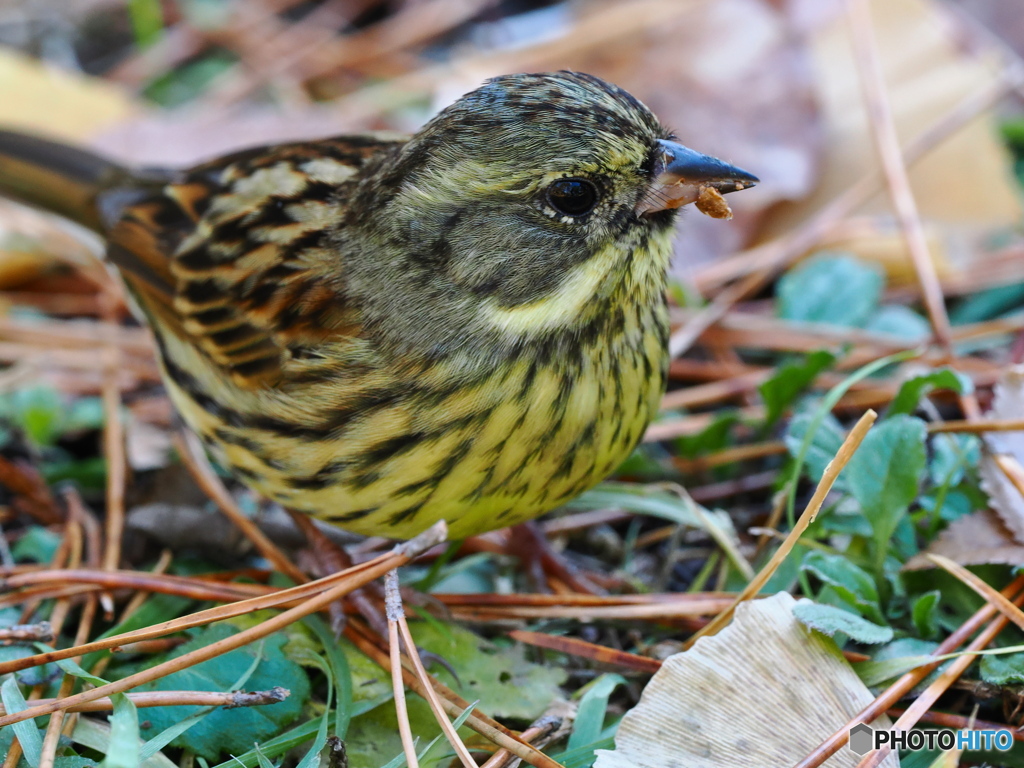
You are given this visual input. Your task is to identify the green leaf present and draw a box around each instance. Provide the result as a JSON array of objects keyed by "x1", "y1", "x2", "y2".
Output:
[
  {"x1": 41, "y1": 652, "x2": 147, "y2": 767},
  {"x1": 889, "y1": 368, "x2": 968, "y2": 416},
  {"x1": 99, "y1": 692, "x2": 140, "y2": 768},
  {"x1": 302, "y1": 615, "x2": 353, "y2": 739},
  {"x1": 568, "y1": 674, "x2": 626, "y2": 752},
  {"x1": 928, "y1": 434, "x2": 980, "y2": 486},
  {"x1": 561, "y1": 738, "x2": 618, "y2": 768},
  {"x1": 281, "y1": 636, "x2": 333, "y2": 768},
  {"x1": 409, "y1": 622, "x2": 566, "y2": 720},
  {"x1": 1003, "y1": 117, "x2": 1024, "y2": 149},
  {"x1": 2, "y1": 675, "x2": 42, "y2": 767},
  {"x1": 845, "y1": 414, "x2": 927, "y2": 567},
  {"x1": 143, "y1": 52, "x2": 236, "y2": 108},
  {"x1": 65, "y1": 397, "x2": 105, "y2": 433},
  {"x1": 862, "y1": 305, "x2": 930, "y2": 341},
  {"x1": 6, "y1": 385, "x2": 65, "y2": 445},
  {"x1": 117, "y1": 625, "x2": 310, "y2": 760},
  {"x1": 54, "y1": 670, "x2": 139, "y2": 767},
  {"x1": 792, "y1": 602, "x2": 894, "y2": 644},
  {"x1": 128, "y1": 0, "x2": 164, "y2": 47},
  {"x1": 349, "y1": 698, "x2": 435, "y2": 768},
  {"x1": 950, "y1": 281, "x2": 1024, "y2": 324},
  {"x1": 70, "y1": 717, "x2": 177, "y2": 768},
  {"x1": 868, "y1": 638, "x2": 942, "y2": 687},
  {"x1": 253, "y1": 746, "x2": 276, "y2": 768},
  {"x1": 854, "y1": 655, "x2": 938, "y2": 687},
  {"x1": 141, "y1": 710, "x2": 213, "y2": 763},
  {"x1": 911, "y1": 591, "x2": 941, "y2": 640},
  {"x1": 784, "y1": 410, "x2": 846, "y2": 485},
  {"x1": 981, "y1": 653, "x2": 1024, "y2": 685},
  {"x1": 11, "y1": 526, "x2": 62, "y2": 564},
  {"x1": 918, "y1": 489, "x2": 972, "y2": 523},
  {"x1": 776, "y1": 254, "x2": 883, "y2": 327},
  {"x1": 759, "y1": 351, "x2": 836, "y2": 426},
  {"x1": 83, "y1": 592, "x2": 190, "y2": 672},
  {"x1": 782, "y1": 350, "x2": 920, "y2": 532},
  {"x1": 42, "y1": 456, "x2": 107, "y2": 490},
  {"x1": 674, "y1": 412, "x2": 739, "y2": 458},
  {"x1": 801, "y1": 552, "x2": 883, "y2": 623},
  {"x1": 570, "y1": 484, "x2": 702, "y2": 527},
  {"x1": 208, "y1": 694, "x2": 391, "y2": 768}
]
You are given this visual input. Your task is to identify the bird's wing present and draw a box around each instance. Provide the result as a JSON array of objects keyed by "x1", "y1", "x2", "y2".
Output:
[{"x1": 108, "y1": 136, "x2": 404, "y2": 388}]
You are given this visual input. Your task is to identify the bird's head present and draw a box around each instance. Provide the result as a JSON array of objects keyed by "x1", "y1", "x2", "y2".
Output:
[{"x1": 354, "y1": 71, "x2": 756, "y2": 350}]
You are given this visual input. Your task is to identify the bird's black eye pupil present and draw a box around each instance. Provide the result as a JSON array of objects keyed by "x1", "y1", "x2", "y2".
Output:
[{"x1": 546, "y1": 178, "x2": 598, "y2": 217}]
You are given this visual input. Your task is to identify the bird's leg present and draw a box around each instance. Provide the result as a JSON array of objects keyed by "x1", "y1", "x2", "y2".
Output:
[
  {"x1": 505, "y1": 521, "x2": 606, "y2": 595},
  {"x1": 286, "y1": 509, "x2": 390, "y2": 636}
]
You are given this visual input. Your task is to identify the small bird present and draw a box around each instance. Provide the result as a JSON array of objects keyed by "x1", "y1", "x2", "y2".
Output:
[{"x1": 0, "y1": 71, "x2": 756, "y2": 541}]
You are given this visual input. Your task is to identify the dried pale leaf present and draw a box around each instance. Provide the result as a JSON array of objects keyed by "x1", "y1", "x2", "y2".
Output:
[
  {"x1": 0, "y1": 48, "x2": 137, "y2": 142},
  {"x1": 904, "y1": 510, "x2": 1024, "y2": 569},
  {"x1": 125, "y1": 419, "x2": 173, "y2": 472},
  {"x1": 593, "y1": 592, "x2": 898, "y2": 768},
  {"x1": 978, "y1": 366, "x2": 1024, "y2": 543}
]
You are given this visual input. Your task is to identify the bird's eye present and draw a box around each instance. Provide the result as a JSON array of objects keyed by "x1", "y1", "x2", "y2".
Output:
[{"x1": 546, "y1": 178, "x2": 599, "y2": 217}]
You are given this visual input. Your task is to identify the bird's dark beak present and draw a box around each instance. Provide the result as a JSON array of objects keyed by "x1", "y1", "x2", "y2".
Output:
[{"x1": 636, "y1": 139, "x2": 759, "y2": 215}]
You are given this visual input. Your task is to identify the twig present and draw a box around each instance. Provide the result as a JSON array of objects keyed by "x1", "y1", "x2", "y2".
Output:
[
  {"x1": 0, "y1": 622, "x2": 53, "y2": 645},
  {"x1": 673, "y1": 441, "x2": 787, "y2": 473},
  {"x1": 99, "y1": 291, "x2": 127, "y2": 618},
  {"x1": 845, "y1": 0, "x2": 952, "y2": 352},
  {"x1": 684, "y1": 409, "x2": 877, "y2": 647},
  {"x1": 443, "y1": 598, "x2": 733, "y2": 622},
  {"x1": 39, "y1": 594, "x2": 98, "y2": 768},
  {"x1": 0, "y1": 525, "x2": 445, "y2": 679},
  {"x1": 344, "y1": 619, "x2": 564, "y2": 768},
  {"x1": 508, "y1": 630, "x2": 662, "y2": 674},
  {"x1": 3, "y1": 568, "x2": 271, "y2": 602},
  {"x1": 929, "y1": 418, "x2": 1024, "y2": 434},
  {"x1": 387, "y1": 571, "x2": 421, "y2": 768},
  {"x1": 927, "y1": 554, "x2": 1024, "y2": 635},
  {"x1": 394, "y1": 585, "x2": 478, "y2": 768},
  {"x1": 0, "y1": 688, "x2": 290, "y2": 715},
  {"x1": 0, "y1": 523, "x2": 446, "y2": 729},
  {"x1": 479, "y1": 707, "x2": 569, "y2": 768},
  {"x1": 90, "y1": 548, "x2": 174, "y2": 680}
]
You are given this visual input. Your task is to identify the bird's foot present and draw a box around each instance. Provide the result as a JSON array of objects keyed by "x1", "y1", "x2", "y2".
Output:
[
  {"x1": 286, "y1": 509, "x2": 390, "y2": 636},
  {"x1": 504, "y1": 521, "x2": 607, "y2": 595}
]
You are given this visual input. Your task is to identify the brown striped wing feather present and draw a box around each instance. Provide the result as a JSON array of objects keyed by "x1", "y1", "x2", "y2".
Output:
[{"x1": 107, "y1": 137, "x2": 403, "y2": 388}]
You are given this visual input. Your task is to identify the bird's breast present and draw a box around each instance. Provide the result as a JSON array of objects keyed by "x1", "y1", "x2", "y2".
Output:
[{"x1": 159, "y1": 291, "x2": 669, "y2": 540}]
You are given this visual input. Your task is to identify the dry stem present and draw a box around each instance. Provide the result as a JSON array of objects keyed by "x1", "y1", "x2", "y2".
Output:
[{"x1": 684, "y1": 409, "x2": 877, "y2": 647}]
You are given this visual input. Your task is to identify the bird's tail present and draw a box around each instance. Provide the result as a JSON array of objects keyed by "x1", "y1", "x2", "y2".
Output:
[{"x1": 0, "y1": 129, "x2": 160, "y2": 234}]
